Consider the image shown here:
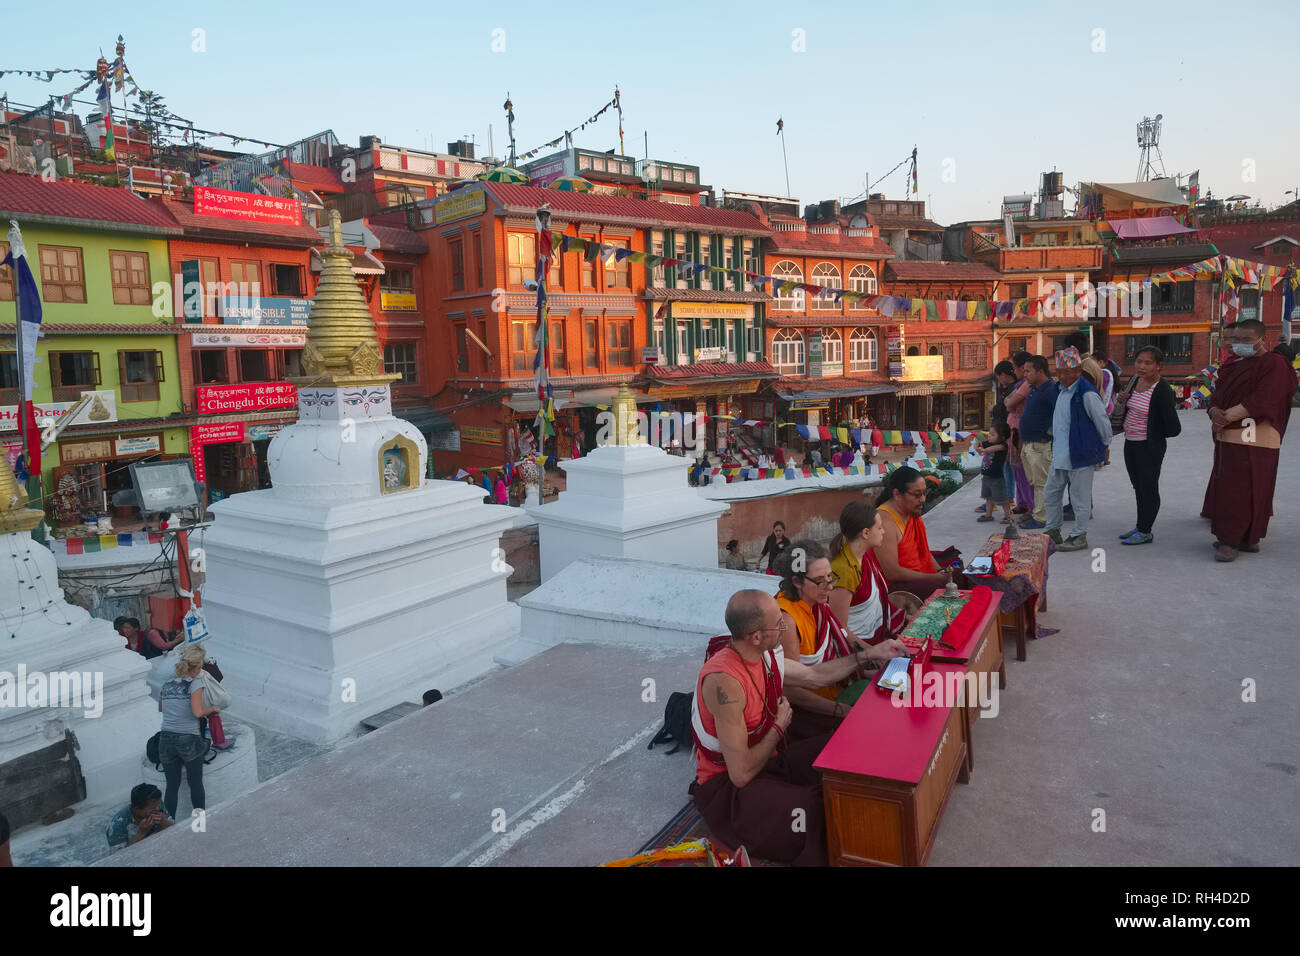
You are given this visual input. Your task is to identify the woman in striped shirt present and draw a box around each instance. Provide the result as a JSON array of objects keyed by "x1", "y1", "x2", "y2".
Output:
[{"x1": 1120, "y1": 346, "x2": 1183, "y2": 544}]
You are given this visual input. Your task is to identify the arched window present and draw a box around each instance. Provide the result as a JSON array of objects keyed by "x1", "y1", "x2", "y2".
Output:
[
  {"x1": 848, "y1": 264, "x2": 877, "y2": 310},
  {"x1": 810, "y1": 262, "x2": 841, "y2": 311},
  {"x1": 907, "y1": 345, "x2": 920, "y2": 356},
  {"x1": 771, "y1": 328, "x2": 805, "y2": 375},
  {"x1": 771, "y1": 260, "x2": 803, "y2": 310},
  {"x1": 849, "y1": 329, "x2": 877, "y2": 372},
  {"x1": 928, "y1": 345, "x2": 940, "y2": 355},
  {"x1": 821, "y1": 330, "x2": 842, "y2": 373}
]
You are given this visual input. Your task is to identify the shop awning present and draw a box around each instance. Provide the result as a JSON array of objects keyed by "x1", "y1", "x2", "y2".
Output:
[
  {"x1": 395, "y1": 407, "x2": 453, "y2": 432},
  {"x1": 1112, "y1": 216, "x2": 1194, "y2": 240},
  {"x1": 774, "y1": 383, "x2": 896, "y2": 401}
]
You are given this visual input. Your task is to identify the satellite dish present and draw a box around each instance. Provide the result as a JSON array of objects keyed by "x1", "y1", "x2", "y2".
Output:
[{"x1": 1155, "y1": 113, "x2": 1163, "y2": 121}]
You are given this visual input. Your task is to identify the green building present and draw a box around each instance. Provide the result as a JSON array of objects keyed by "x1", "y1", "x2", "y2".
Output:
[{"x1": 0, "y1": 172, "x2": 186, "y2": 532}]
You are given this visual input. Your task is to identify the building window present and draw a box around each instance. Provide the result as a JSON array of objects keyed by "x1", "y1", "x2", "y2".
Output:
[
  {"x1": 653, "y1": 317, "x2": 666, "y2": 356},
  {"x1": 932, "y1": 342, "x2": 954, "y2": 370},
  {"x1": 118, "y1": 350, "x2": 163, "y2": 402},
  {"x1": 772, "y1": 329, "x2": 805, "y2": 375},
  {"x1": 381, "y1": 267, "x2": 414, "y2": 294},
  {"x1": 230, "y1": 260, "x2": 261, "y2": 293},
  {"x1": 699, "y1": 318, "x2": 718, "y2": 349},
  {"x1": 450, "y1": 239, "x2": 465, "y2": 292},
  {"x1": 49, "y1": 351, "x2": 100, "y2": 402},
  {"x1": 270, "y1": 263, "x2": 304, "y2": 297},
  {"x1": 907, "y1": 345, "x2": 920, "y2": 356},
  {"x1": 547, "y1": 245, "x2": 562, "y2": 289},
  {"x1": 810, "y1": 263, "x2": 841, "y2": 311},
  {"x1": 674, "y1": 235, "x2": 688, "y2": 289},
  {"x1": 238, "y1": 350, "x2": 272, "y2": 383},
  {"x1": 960, "y1": 342, "x2": 988, "y2": 370},
  {"x1": 198, "y1": 258, "x2": 219, "y2": 316},
  {"x1": 0, "y1": 241, "x2": 12, "y2": 301},
  {"x1": 1125, "y1": 333, "x2": 1193, "y2": 364},
  {"x1": 38, "y1": 245, "x2": 86, "y2": 303},
  {"x1": 454, "y1": 324, "x2": 469, "y2": 371},
  {"x1": 507, "y1": 233, "x2": 536, "y2": 288},
  {"x1": 849, "y1": 329, "x2": 878, "y2": 372},
  {"x1": 1152, "y1": 281, "x2": 1195, "y2": 314},
  {"x1": 605, "y1": 239, "x2": 630, "y2": 290},
  {"x1": 550, "y1": 322, "x2": 566, "y2": 371},
  {"x1": 511, "y1": 320, "x2": 538, "y2": 372},
  {"x1": 473, "y1": 233, "x2": 484, "y2": 289},
  {"x1": 742, "y1": 241, "x2": 756, "y2": 292},
  {"x1": 726, "y1": 321, "x2": 737, "y2": 361},
  {"x1": 607, "y1": 320, "x2": 632, "y2": 366},
  {"x1": 721, "y1": 238, "x2": 735, "y2": 291},
  {"x1": 747, "y1": 324, "x2": 761, "y2": 359},
  {"x1": 1009, "y1": 336, "x2": 1029, "y2": 356},
  {"x1": 676, "y1": 320, "x2": 690, "y2": 364},
  {"x1": 584, "y1": 320, "x2": 599, "y2": 368},
  {"x1": 581, "y1": 236, "x2": 597, "y2": 289},
  {"x1": 848, "y1": 264, "x2": 877, "y2": 307},
  {"x1": 194, "y1": 350, "x2": 229, "y2": 384},
  {"x1": 109, "y1": 250, "x2": 152, "y2": 306},
  {"x1": 698, "y1": 237, "x2": 712, "y2": 291},
  {"x1": 821, "y1": 330, "x2": 842, "y2": 372},
  {"x1": 281, "y1": 349, "x2": 303, "y2": 378},
  {"x1": 650, "y1": 231, "x2": 666, "y2": 288},
  {"x1": 1009, "y1": 282, "x2": 1029, "y2": 300},
  {"x1": 771, "y1": 260, "x2": 803, "y2": 310},
  {"x1": 0, "y1": 352, "x2": 18, "y2": 404},
  {"x1": 384, "y1": 343, "x2": 419, "y2": 384}
]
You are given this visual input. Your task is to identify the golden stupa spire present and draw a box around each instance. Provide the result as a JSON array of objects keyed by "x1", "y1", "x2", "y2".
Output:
[
  {"x1": 291, "y1": 209, "x2": 400, "y2": 389},
  {"x1": 0, "y1": 454, "x2": 44, "y2": 535},
  {"x1": 612, "y1": 382, "x2": 644, "y2": 446}
]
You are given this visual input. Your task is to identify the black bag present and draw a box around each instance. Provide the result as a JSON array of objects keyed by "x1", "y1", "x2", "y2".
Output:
[
  {"x1": 648, "y1": 692, "x2": 695, "y2": 755},
  {"x1": 1110, "y1": 376, "x2": 1138, "y2": 435},
  {"x1": 145, "y1": 732, "x2": 163, "y2": 771}
]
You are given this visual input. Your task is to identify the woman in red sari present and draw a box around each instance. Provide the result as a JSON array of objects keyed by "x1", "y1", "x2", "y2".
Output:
[{"x1": 828, "y1": 501, "x2": 909, "y2": 644}]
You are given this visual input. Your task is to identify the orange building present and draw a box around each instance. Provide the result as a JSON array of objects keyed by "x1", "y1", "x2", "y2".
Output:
[{"x1": 416, "y1": 181, "x2": 772, "y2": 471}]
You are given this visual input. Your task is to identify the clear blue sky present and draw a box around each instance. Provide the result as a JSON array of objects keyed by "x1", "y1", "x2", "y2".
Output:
[{"x1": 3, "y1": 0, "x2": 1297, "y2": 223}]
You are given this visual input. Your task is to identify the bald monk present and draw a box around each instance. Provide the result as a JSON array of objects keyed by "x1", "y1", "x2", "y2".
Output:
[
  {"x1": 691, "y1": 589, "x2": 890, "y2": 866},
  {"x1": 874, "y1": 465, "x2": 968, "y2": 601}
]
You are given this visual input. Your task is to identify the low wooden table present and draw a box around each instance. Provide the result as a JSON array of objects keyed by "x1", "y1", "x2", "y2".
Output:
[
  {"x1": 971, "y1": 533, "x2": 1053, "y2": 662},
  {"x1": 816, "y1": 663, "x2": 969, "y2": 867}
]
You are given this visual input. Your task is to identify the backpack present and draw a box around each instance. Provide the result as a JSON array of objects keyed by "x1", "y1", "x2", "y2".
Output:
[{"x1": 647, "y1": 692, "x2": 695, "y2": 755}]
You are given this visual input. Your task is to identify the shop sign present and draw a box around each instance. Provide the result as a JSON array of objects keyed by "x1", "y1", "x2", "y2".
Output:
[
  {"x1": 429, "y1": 429, "x2": 461, "y2": 451},
  {"x1": 641, "y1": 347, "x2": 660, "y2": 365},
  {"x1": 60, "y1": 439, "x2": 114, "y2": 463},
  {"x1": 194, "y1": 185, "x2": 303, "y2": 227},
  {"x1": 695, "y1": 347, "x2": 725, "y2": 362},
  {"x1": 673, "y1": 302, "x2": 752, "y2": 319},
  {"x1": 525, "y1": 157, "x2": 568, "y2": 188},
  {"x1": 247, "y1": 423, "x2": 287, "y2": 441},
  {"x1": 460, "y1": 425, "x2": 502, "y2": 445},
  {"x1": 434, "y1": 187, "x2": 487, "y2": 225},
  {"x1": 219, "y1": 296, "x2": 312, "y2": 326},
  {"x1": 192, "y1": 330, "x2": 306, "y2": 347},
  {"x1": 901, "y1": 355, "x2": 945, "y2": 381},
  {"x1": 1, "y1": 391, "x2": 117, "y2": 427},
  {"x1": 115, "y1": 436, "x2": 161, "y2": 456},
  {"x1": 198, "y1": 383, "x2": 298, "y2": 415},
  {"x1": 381, "y1": 292, "x2": 418, "y2": 312},
  {"x1": 808, "y1": 333, "x2": 823, "y2": 378},
  {"x1": 192, "y1": 422, "x2": 247, "y2": 445}
]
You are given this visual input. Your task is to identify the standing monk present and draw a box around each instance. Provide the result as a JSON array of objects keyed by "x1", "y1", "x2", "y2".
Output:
[{"x1": 1203, "y1": 319, "x2": 1297, "y2": 562}]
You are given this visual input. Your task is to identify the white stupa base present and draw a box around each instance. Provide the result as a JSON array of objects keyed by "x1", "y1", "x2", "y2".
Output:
[
  {"x1": 526, "y1": 444, "x2": 729, "y2": 582},
  {"x1": 141, "y1": 720, "x2": 259, "y2": 819},
  {"x1": 0, "y1": 531, "x2": 158, "y2": 806},
  {"x1": 200, "y1": 480, "x2": 520, "y2": 745}
]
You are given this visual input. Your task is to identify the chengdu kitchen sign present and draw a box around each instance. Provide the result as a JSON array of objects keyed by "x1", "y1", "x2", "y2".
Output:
[{"x1": 197, "y1": 383, "x2": 298, "y2": 415}]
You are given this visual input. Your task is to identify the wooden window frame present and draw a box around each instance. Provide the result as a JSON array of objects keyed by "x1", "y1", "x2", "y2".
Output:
[
  {"x1": 550, "y1": 321, "x2": 567, "y2": 371},
  {"x1": 383, "y1": 342, "x2": 420, "y2": 385},
  {"x1": 848, "y1": 329, "x2": 877, "y2": 372},
  {"x1": 507, "y1": 233, "x2": 536, "y2": 289},
  {"x1": 235, "y1": 349, "x2": 275, "y2": 384},
  {"x1": 583, "y1": 319, "x2": 599, "y2": 369},
  {"x1": 473, "y1": 233, "x2": 484, "y2": 289},
  {"x1": 511, "y1": 319, "x2": 538, "y2": 372},
  {"x1": 229, "y1": 260, "x2": 263, "y2": 295},
  {"x1": 193, "y1": 349, "x2": 232, "y2": 386},
  {"x1": 606, "y1": 320, "x2": 632, "y2": 366},
  {"x1": 604, "y1": 240, "x2": 630, "y2": 290},
  {"x1": 38, "y1": 244, "x2": 86, "y2": 304},
  {"x1": 49, "y1": 350, "x2": 102, "y2": 402},
  {"x1": 450, "y1": 239, "x2": 465, "y2": 292},
  {"x1": 810, "y1": 262, "x2": 842, "y2": 311},
  {"x1": 269, "y1": 263, "x2": 306, "y2": 297},
  {"x1": 0, "y1": 351, "x2": 17, "y2": 404},
  {"x1": 117, "y1": 350, "x2": 164, "y2": 403},
  {"x1": 109, "y1": 249, "x2": 153, "y2": 306}
]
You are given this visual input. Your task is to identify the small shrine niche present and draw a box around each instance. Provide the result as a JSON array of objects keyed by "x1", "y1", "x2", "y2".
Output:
[{"x1": 378, "y1": 435, "x2": 420, "y2": 495}]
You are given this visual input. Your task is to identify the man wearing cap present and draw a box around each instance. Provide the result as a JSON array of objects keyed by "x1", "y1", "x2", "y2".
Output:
[{"x1": 1040, "y1": 347, "x2": 1112, "y2": 551}]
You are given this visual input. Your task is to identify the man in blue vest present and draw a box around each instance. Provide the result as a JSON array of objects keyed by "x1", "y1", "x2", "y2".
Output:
[{"x1": 1042, "y1": 347, "x2": 1112, "y2": 551}]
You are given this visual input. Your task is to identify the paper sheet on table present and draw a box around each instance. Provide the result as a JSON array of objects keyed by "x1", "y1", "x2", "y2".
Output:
[{"x1": 965, "y1": 556, "x2": 994, "y2": 575}]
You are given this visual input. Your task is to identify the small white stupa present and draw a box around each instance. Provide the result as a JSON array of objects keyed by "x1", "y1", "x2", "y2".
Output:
[
  {"x1": 0, "y1": 458, "x2": 157, "y2": 806},
  {"x1": 201, "y1": 211, "x2": 518, "y2": 744},
  {"x1": 527, "y1": 387, "x2": 728, "y2": 581}
]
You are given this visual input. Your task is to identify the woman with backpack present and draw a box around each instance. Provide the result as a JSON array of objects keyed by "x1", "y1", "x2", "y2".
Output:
[
  {"x1": 157, "y1": 643, "x2": 224, "y2": 820},
  {"x1": 1115, "y1": 346, "x2": 1183, "y2": 545}
]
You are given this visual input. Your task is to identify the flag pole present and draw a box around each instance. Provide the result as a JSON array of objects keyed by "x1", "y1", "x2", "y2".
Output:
[{"x1": 9, "y1": 221, "x2": 32, "y2": 499}]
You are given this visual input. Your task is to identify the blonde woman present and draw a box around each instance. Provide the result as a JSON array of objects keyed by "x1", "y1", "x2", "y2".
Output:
[{"x1": 157, "y1": 643, "x2": 220, "y2": 820}]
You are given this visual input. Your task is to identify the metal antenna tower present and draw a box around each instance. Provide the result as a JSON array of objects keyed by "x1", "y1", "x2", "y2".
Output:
[{"x1": 1136, "y1": 114, "x2": 1166, "y2": 181}]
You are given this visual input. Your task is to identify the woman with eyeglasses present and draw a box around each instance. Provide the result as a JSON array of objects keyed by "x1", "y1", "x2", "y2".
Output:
[{"x1": 775, "y1": 540, "x2": 908, "y2": 739}]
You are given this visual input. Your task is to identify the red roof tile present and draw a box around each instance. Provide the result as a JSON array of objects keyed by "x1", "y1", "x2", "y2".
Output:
[
  {"x1": 767, "y1": 232, "x2": 896, "y2": 260},
  {"x1": 643, "y1": 287, "x2": 770, "y2": 302},
  {"x1": 286, "y1": 164, "x2": 344, "y2": 194},
  {"x1": 884, "y1": 261, "x2": 1001, "y2": 281},
  {"x1": 483, "y1": 182, "x2": 769, "y2": 235},
  {"x1": 368, "y1": 222, "x2": 429, "y2": 255},
  {"x1": 872, "y1": 213, "x2": 944, "y2": 232},
  {"x1": 156, "y1": 198, "x2": 323, "y2": 245},
  {"x1": 0, "y1": 172, "x2": 180, "y2": 232},
  {"x1": 646, "y1": 361, "x2": 777, "y2": 380},
  {"x1": 0, "y1": 322, "x2": 186, "y2": 334}
]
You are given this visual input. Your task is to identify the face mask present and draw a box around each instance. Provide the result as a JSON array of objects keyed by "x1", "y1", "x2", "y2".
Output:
[{"x1": 1231, "y1": 343, "x2": 1257, "y2": 358}]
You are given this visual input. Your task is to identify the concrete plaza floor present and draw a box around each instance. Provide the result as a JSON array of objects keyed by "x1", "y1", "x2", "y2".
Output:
[{"x1": 101, "y1": 411, "x2": 1299, "y2": 866}]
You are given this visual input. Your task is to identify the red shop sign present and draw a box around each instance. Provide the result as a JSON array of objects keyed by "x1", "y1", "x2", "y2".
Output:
[
  {"x1": 192, "y1": 422, "x2": 246, "y2": 445},
  {"x1": 198, "y1": 382, "x2": 298, "y2": 415},
  {"x1": 194, "y1": 185, "x2": 303, "y2": 227}
]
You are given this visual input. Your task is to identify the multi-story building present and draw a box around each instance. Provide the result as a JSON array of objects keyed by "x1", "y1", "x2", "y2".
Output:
[
  {"x1": 1199, "y1": 209, "x2": 1300, "y2": 347},
  {"x1": 415, "y1": 181, "x2": 773, "y2": 471},
  {"x1": 0, "y1": 173, "x2": 185, "y2": 532},
  {"x1": 754, "y1": 200, "x2": 897, "y2": 435},
  {"x1": 844, "y1": 196, "x2": 945, "y2": 261}
]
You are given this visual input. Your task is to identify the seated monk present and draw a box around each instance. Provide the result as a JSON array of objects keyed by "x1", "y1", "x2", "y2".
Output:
[
  {"x1": 828, "y1": 500, "x2": 915, "y2": 643},
  {"x1": 774, "y1": 541, "x2": 909, "y2": 741},
  {"x1": 873, "y1": 466, "x2": 968, "y2": 601},
  {"x1": 691, "y1": 589, "x2": 897, "y2": 866}
]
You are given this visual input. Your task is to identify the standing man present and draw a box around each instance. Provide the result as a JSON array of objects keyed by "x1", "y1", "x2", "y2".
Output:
[
  {"x1": 1203, "y1": 319, "x2": 1297, "y2": 561},
  {"x1": 1041, "y1": 347, "x2": 1112, "y2": 551},
  {"x1": 1016, "y1": 356, "x2": 1059, "y2": 530}
]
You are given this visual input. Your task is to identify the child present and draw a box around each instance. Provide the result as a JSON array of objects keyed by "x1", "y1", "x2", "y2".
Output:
[{"x1": 976, "y1": 423, "x2": 1012, "y2": 524}]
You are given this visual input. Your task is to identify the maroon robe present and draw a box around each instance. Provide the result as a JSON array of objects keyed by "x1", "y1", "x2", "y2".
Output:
[{"x1": 1201, "y1": 352, "x2": 1297, "y2": 546}]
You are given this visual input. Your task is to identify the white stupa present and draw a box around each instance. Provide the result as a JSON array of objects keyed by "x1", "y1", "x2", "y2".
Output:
[
  {"x1": 200, "y1": 211, "x2": 518, "y2": 744},
  {"x1": 0, "y1": 460, "x2": 157, "y2": 807}
]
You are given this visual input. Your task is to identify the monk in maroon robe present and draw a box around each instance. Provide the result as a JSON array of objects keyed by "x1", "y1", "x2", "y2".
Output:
[{"x1": 1202, "y1": 320, "x2": 1297, "y2": 561}]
